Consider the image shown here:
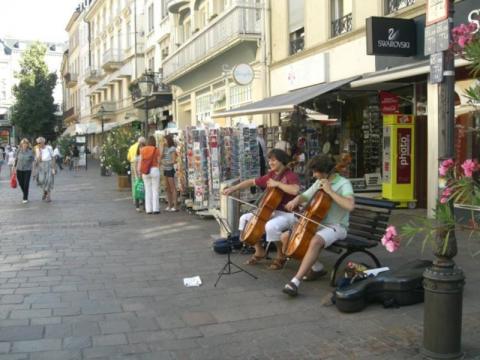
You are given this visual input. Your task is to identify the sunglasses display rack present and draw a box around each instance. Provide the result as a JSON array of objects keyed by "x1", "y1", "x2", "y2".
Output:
[
  {"x1": 234, "y1": 126, "x2": 261, "y2": 201},
  {"x1": 362, "y1": 97, "x2": 382, "y2": 174},
  {"x1": 185, "y1": 127, "x2": 210, "y2": 210},
  {"x1": 207, "y1": 128, "x2": 222, "y2": 209}
]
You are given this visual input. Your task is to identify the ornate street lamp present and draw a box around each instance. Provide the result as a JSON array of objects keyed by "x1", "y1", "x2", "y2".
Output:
[
  {"x1": 97, "y1": 104, "x2": 107, "y2": 176},
  {"x1": 137, "y1": 71, "x2": 154, "y2": 137}
]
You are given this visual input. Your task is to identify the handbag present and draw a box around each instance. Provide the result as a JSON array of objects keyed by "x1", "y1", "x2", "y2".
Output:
[
  {"x1": 133, "y1": 178, "x2": 145, "y2": 200},
  {"x1": 10, "y1": 173, "x2": 17, "y2": 189}
]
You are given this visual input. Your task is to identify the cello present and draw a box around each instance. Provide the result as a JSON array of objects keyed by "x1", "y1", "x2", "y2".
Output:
[
  {"x1": 285, "y1": 155, "x2": 351, "y2": 260},
  {"x1": 241, "y1": 170, "x2": 287, "y2": 246}
]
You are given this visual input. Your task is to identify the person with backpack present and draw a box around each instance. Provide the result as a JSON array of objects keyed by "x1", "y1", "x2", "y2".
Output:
[{"x1": 138, "y1": 136, "x2": 161, "y2": 214}]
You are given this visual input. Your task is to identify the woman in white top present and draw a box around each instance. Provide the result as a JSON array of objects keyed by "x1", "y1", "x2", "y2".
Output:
[
  {"x1": 7, "y1": 146, "x2": 16, "y2": 177},
  {"x1": 35, "y1": 137, "x2": 56, "y2": 202}
]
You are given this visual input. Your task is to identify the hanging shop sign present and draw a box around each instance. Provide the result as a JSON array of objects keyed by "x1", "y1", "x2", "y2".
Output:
[
  {"x1": 379, "y1": 91, "x2": 400, "y2": 114},
  {"x1": 426, "y1": 0, "x2": 449, "y2": 26},
  {"x1": 232, "y1": 64, "x2": 254, "y2": 86},
  {"x1": 366, "y1": 17, "x2": 417, "y2": 57}
]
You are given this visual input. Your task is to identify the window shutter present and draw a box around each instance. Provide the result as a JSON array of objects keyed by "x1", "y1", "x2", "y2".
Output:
[{"x1": 288, "y1": 0, "x2": 304, "y2": 33}]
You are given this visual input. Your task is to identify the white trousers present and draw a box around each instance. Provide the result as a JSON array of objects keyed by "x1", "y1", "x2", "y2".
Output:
[
  {"x1": 142, "y1": 167, "x2": 160, "y2": 213},
  {"x1": 239, "y1": 210, "x2": 296, "y2": 243}
]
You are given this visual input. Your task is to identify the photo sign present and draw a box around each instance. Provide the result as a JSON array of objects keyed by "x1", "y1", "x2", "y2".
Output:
[
  {"x1": 366, "y1": 17, "x2": 416, "y2": 57},
  {"x1": 397, "y1": 127, "x2": 412, "y2": 184}
]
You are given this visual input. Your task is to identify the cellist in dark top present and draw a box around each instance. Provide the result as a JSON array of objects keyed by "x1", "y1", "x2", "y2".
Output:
[
  {"x1": 281, "y1": 155, "x2": 355, "y2": 297},
  {"x1": 222, "y1": 149, "x2": 300, "y2": 268}
]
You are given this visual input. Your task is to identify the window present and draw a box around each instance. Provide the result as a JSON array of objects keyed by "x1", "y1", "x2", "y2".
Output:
[
  {"x1": 161, "y1": 46, "x2": 169, "y2": 59},
  {"x1": 230, "y1": 84, "x2": 252, "y2": 108},
  {"x1": 161, "y1": 0, "x2": 168, "y2": 19},
  {"x1": 331, "y1": 0, "x2": 352, "y2": 37},
  {"x1": 288, "y1": 0, "x2": 304, "y2": 55},
  {"x1": 196, "y1": 93, "x2": 212, "y2": 124},
  {"x1": 385, "y1": 0, "x2": 415, "y2": 15},
  {"x1": 148, "y1": 4, "x2": 154, "y2": 33}
]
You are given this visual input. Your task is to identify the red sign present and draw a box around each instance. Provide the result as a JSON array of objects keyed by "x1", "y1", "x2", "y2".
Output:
[
  {"x1": 380, "y1": 91, "x2": 399, "y2": 114},
  {"x1": 397, "y1": 128, "x2": 412, "y2": 184}
]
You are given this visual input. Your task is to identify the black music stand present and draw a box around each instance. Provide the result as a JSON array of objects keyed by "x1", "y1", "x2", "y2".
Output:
[{"x1": 212, "y1": 212, "x2": 257, "y2": 287}]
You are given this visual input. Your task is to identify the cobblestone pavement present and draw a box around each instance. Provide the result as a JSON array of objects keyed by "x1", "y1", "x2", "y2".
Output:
[{"x1": 0, "y1": 163, "x2": 479, "y2": 360}]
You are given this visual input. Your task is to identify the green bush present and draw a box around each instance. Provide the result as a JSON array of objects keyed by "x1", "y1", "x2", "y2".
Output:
[{"x1": 100, "y1": 128, "x2": 139, "y2": 175}]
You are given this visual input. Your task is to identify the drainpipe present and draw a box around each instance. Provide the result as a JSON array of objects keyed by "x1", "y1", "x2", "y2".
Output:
[
  {"x1": 134, "y1": 0, "x2": 138, "y2": 80},
  {"x1": 262, "y1": 0, "x2": 271, "y2": 127}
]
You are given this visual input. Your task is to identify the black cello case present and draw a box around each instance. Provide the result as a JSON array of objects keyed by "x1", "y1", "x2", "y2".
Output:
[{"x1": 334, "y1": 259, "x2": 432, "y2": 313}]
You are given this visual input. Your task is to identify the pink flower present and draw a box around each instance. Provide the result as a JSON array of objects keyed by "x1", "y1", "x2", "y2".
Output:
[
  {"x1": 439, "y1": 159, "x2": 454, "y2": 176},
  {"x1": 461, "y1": 159, "x2": 477, "y2": 177},
  {"x1": 440, "y1": 196, "x2": 448, "y2": 204},
  {"x1": 384, "y1": 239, "x2": 400, "y2": 253}
]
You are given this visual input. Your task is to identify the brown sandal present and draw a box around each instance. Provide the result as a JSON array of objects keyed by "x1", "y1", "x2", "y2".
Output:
[
  {"x1": 244, "y1": 254, "x2": 265, "y2": 265},
  {"x1": 267, "y1": 258, "x2": 287, "y2": 270}
]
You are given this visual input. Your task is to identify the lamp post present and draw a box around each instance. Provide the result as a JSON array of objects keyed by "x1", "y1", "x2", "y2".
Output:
[
  {"x1": 97, "y1": 105, "x2": 107, "y2": 176},
  {"x1": 137, "y1": 71, "x2": 154, "y2": 138}
]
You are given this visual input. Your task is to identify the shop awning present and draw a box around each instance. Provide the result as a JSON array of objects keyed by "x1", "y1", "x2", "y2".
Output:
[
  {"x1": 350, "y1": 58, "x2": 471, "y2": 88},
  {"x1": 62, "y1": 125, "x2": 76, "y2": 137},
  {"x1": 212, "y1": 75, "x2": 361, "y2": 118}
]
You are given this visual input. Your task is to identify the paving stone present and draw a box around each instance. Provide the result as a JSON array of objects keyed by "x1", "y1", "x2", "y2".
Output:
[
  {"x1": 53, "y1": 307, "x2": 81, "y2": 316},
  {"x1": 0, "y1": 354, "x2": 29, "y2": 360},
  {"x1": 0, "y1": 343, "x2": 10, "y2": 353},
  {"x1": 63, "y1": 336, "x2": 92, "y2": 350},
  {"x1": 181, "y1": 311, "x2": 218, "y2": 327},
  {"x1": 93, "y1": 334, "x2": 128, "y2": 346},
  {"x1": 71, "y1": 321, "x2": 100, "y2": 337},
  {"x1": 127, "y1": 330, "x2": 175, "y2": 344},
  {"x1": 0, "y1": 325, "x2": 44, "y2": 341},
  {"x1": 0, "y1": 295, "x2": 24, "y2": 304},
  {"x1": 9, "y1": 309, "x2": 51, "y2": 319},
  {"x1": 29, "y1": 350, "x2": 82, "y2": 360},
  {"x1": 127, "y1": 317, "x2": 159, "y2": 332},
  {"x1": 156, "y1": 315, "x2": 186, "y2": 330},
  {"x1": 198, "y1": 323, "x2": 236, "y2": 337},
  {"x1": 172, "y1": 327, "x2": 203, "y2": 339},
  {"x1": 99, "y1": 320, "x2": 131, "y2": 334},
  {"x1": 44, "y1": 324, "x2": 72, "y2": 338},
  {"x1": 11, "y1": 338, "x2": 62, "y2": 353},
  {"x1": 81, "y1": 303, "x2": 122, "y2": 315},
  {"x1": 31, "y1": 317, "x2": 62, "y2": 325}
]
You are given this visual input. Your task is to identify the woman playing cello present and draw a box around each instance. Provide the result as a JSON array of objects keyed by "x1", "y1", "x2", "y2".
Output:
[
  {"x1": 281, "y1": 154, "x2": 355, "y2": 297},
  {"x1": 222, "y1": 149, "x2": 300, "y2": 267}
]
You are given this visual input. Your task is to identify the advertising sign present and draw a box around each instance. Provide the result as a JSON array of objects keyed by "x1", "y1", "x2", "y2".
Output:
[
  {"x1": 396, "y1": 127, "x2": 412, "y2": 184},
  {"x1": 366, "y1": 17, "x2": 417, "y2": 57},
  {"x1": 380, "y1": 91, "x2": 400, "y2": 114}
]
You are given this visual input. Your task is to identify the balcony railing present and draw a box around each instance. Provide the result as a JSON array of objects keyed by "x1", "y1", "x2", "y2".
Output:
[
  {"x1": 163, "y1": 5, "x2": 261, "y2": 81},
  {"x1": 63, "y1": 106, "x2": 76, "y2": 120},
  {"x1": 102, "y1": 49, "x2": 123, "y2": 71},
  {"x1": 92, "y1": 101, "x2": 116, "y2": 118},
  {"x1": 289, "y1": 37, "x2": 304, "y2": 55},
  {"x1": 385, "y1": 0, "x2": 415, "y2": 14},
  {"x1": 85, "y1": 67, "x2": 104, "y2": 85},
  {"x1": 65, "y1": 72, "x2": 78, "y2": 88},
  {"x1": 331, "y1": 13, "x2": 352, "y2": 38}
]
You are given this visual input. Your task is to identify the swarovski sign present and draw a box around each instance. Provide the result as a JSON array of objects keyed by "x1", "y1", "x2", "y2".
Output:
[{"x1": 366, "y1": 17, "x2": 417, "y2": 57}]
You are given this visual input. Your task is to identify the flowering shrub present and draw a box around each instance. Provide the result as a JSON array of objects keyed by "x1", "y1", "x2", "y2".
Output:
[{"x1": 101, "y1": 127, "x2": 139, "y2": 175}]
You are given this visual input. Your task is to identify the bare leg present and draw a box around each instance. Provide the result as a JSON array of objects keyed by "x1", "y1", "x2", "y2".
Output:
[
  {"x1": 293, "y1": 235, "x2": 325, "y2": 280},
  {"x1": 165, "y1": 182, "x2": 173, "y2": 208},
  {"x1": 168, "y1": 177, "x2": 177, "y2": 208}
]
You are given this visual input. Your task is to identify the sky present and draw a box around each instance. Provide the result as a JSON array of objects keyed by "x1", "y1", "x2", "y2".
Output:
[{"x1": 0, "y1": 0, "x2": 81, "y2": 43}]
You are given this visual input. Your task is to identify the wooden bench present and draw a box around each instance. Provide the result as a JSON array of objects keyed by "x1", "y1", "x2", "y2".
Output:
[{"x1": 326, "y1": 196, "x2": 397, "y2": 286}]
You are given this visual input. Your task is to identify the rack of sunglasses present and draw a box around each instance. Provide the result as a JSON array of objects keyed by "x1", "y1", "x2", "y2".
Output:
[
  {"x1": 185, "y1": 127, "x2": 210, "y2": 210},
  {"x1": 362, "y1": 96, "x2": 382, "y2": 174}
]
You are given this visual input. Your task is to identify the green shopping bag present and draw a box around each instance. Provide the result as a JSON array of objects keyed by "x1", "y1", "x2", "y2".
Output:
[{"x1": 133, "y1": 178, "x2": 145, "y2": 200}]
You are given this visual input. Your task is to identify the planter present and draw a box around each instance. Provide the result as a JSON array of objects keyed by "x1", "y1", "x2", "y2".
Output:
[{"x1": 117, "y1": 175, "x2": 130, "y2": 189}]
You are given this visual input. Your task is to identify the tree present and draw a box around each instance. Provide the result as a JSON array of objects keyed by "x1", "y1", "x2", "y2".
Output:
[{"x1": 10, "y1": 42, "x2": 58, "y2": 140}]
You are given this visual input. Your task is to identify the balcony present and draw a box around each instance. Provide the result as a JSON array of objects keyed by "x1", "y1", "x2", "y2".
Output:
[
  {"x1": 63, "y1": 106, "x2": 78, "y2": 123},
  {"x1": 85, "y1": 67, "x2": 104, "y2": 85},
  {"x1": 92, "y1": 101, "x2": 116, "y2": 118},
  {"x1": 385, "y1": 0, "x2": 415, "y2": 14},
  {"x1": 163, "y1": 5, "x2": 261, "y2": 82},
  {"x1": 65, "y1": 72, "x2": 78, "y2": 88},
  {"x1": 167, "y1": 0, "x2": 189, "y2": 14},
  {"x1": 331, "y1": 13, "x2": 352, "y2": 38},
  {"x1": 102, "y1": 49, "x2": 123, "y2": 72}
]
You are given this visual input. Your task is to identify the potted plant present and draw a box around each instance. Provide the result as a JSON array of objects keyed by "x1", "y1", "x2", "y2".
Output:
[{"x1": 100, "y1": 127, "x2": 139, "y2": 189}]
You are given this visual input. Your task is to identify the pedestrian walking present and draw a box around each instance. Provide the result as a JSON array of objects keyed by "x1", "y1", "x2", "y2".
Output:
[
  {"x1": 161, "y1": 134, "x2": 178, "y2": 212},
  {"x1": 0, "y1": 145, "x2": 4, "y2": 176},
  {"x1": 6, "y1": 145, "x2": 16, "y2": 177},
  {"x1": 13, "y1": 138, "x2": 35, "y2": 203},
  {"x1": 53, "y1": 144, "x2": 63, "y2": 170},
  {"x1": 138, "y1": 136, "x2": 161, "y2": 214},
  {"x1": 35, "y1": 137, "x2": 56, "y2": 202},
  {"x1": 134, "y1": 141, "x2": 145, "y2": 212},
  {"x1": 72, "y1": 145, "x2": 80, "y2": 171}
]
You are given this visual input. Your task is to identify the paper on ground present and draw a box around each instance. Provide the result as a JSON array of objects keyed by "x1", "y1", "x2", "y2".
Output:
[
  {"x1": 363, "y1": 267, "x2": 390, "y2": 276},
  {"x1": 183, "y1": 276, "x2": 202, "y2": 287}
]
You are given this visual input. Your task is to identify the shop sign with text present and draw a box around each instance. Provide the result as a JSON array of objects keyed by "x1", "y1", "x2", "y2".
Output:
[
  {"x1": 380, "y1": 91, "x2": 399, "y2": 114},
  {"x1": 397, "y1": 128, "x2": 412, "y2": 184},
  {"x1": 367, "y1": 17, "x2": 417, "y2": 57}
]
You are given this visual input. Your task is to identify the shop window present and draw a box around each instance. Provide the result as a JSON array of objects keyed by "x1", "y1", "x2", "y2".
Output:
[
  {"x1": 196, "y1": 92, "x2": 212, "y2": 123},
  {"x1": 331, "y1": 0, "x2": 352, "y2": 38},
  {"x1": 230, "y1": 84, "x2": 252, "y2": 108},
  {"x1": 288, "y1": 0, "x2": 304, "y2": 55},
  {"x1": 385, "y1": 0, "x2": 415, "y2": 15}
]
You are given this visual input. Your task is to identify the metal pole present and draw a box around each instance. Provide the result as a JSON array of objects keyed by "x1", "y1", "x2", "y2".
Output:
[
  {"x1": 144, "y1": 95, "x2": 148, "y2": 138},
  {"x1": 422, "y1": 1, "x2": 465, "y2": 358},
  {"x1": 100, "y1": 115, "x2": 106, "y2": 176}
]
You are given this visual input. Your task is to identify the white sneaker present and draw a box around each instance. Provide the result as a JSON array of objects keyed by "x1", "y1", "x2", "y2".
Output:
[
  {"x1": 169, "y1": 207, "x2": 178, "y2": 212},
  {"x1": 165, "y1": 207, "x2": 171, "y2": 211},
  {"x1": 22, "y1": 200, "x2": 28, "y2": 204}
]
